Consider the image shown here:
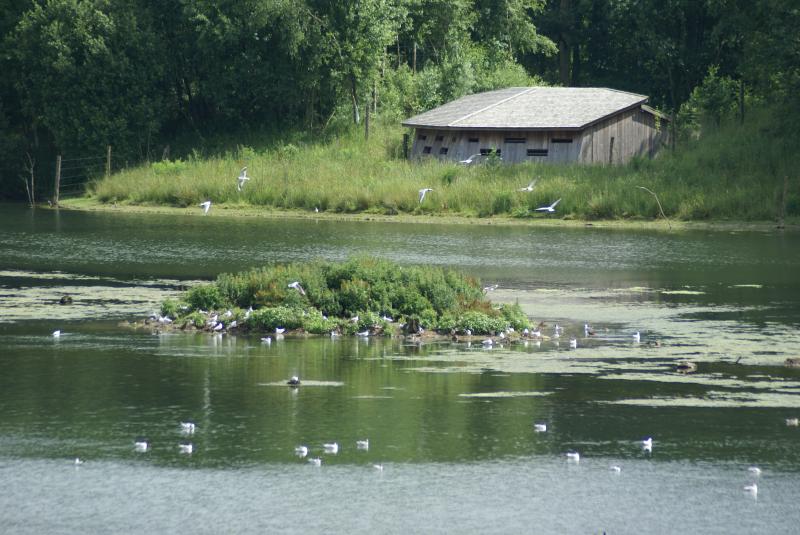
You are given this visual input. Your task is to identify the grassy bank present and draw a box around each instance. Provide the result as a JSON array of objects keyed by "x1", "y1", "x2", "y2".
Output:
[
  {"x1": 159, "y1": 257, "x2": 530, "y2": 336},
  {"x1": 90, "y1": 108, "x2": 799, "y2": 222}
]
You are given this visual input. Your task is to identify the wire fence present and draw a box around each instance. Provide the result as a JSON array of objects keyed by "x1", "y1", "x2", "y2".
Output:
[{"x1": 52, "y1": 148, "x2": 111, "y2": 201}]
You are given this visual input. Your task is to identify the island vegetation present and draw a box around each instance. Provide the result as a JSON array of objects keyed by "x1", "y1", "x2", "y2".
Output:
[
  {"x1": 157, "y1": 257, "x2": 530, "y2": 336},
  {"x1": 1, "y1": 1, "x2": 798, "y2": 223}
]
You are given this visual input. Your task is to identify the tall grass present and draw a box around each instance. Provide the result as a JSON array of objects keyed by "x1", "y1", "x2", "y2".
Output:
[{"x1": 90, "y1": 108, "x2": 800, "y2": 221}]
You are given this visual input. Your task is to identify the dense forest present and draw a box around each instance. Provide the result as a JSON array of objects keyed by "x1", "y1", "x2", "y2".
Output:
[{"x1": 0, "y1": 0, "x2": 798, "y2": 200}]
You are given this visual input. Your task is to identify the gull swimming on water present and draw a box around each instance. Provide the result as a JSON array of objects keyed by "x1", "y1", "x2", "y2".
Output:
[
  {"x1": 569, "y1": 338, "x2": 577, "y2": 349},
  {"x1": 748, "y1": 466, "x2": 762, "y2": 476},
  {"x1": 179, "y1": 443, "x2": 193, "y2": 454},
  {"x1": 275, "y1": 327, "x2": 285, "y2": 334},
  {"x1": 52, "y1": 330, "x2": 61, "y2": 338},
  {"x1": 237, "y1": 167, "x2": 250, "y2": 191},
  {"x1": 534, "y1": 423, "x2": 547, "y2": 433},
  {"x1": 642, "y1": 437, "x2": 653, "y2": 449},
  {"x1": 295, "y1": 445, "x2": 309, "y2": 458},
  {"x1": 743, "y1": 483, "x2": 758, "y2": 495},
  {"x1": 566, "y1": 452, "x2": 580, "y2": 462},
  {"x1": 356, "y1": 439, "x2": 369, "y2": 450},
  {"x1": 74, "y1": 457, "x2": 85, "y2": 465},
  {"x1": 323, "y1": 442, "x2": 339, "y2": 454},
  {"x1": 308, "y1": 457, "x2": 322, "y2": 466},
  {"x1": 633, "y1": 331, "x2": 641, "y2": 343},
  {"x1": 180, "y1": 422, "x2": 196, "y2": 434},
  {"x1": 418, "y1": 188, "x2": 434, "y2": 204},
  {"x1": 199, "y1": 200, "x2": 212, "y2": 214},
  {"x1": 610, "y1": 465, "x2": 622, "y2": 473},
  {"x1": 260, "y1": 336, "x2": 272, "y2": 344},
  {"x1": 786, "y1": 417, "x2": 799, "y2": 426},
  {"x1": 535, "y1": 198, "x2": 561, "y2": 213},
  {"x1": 287, "y1": 376, "x2": 301, "y2": 386},
  {"x1": 518, "y1": 179, "x2": 537, "y2": 192}
]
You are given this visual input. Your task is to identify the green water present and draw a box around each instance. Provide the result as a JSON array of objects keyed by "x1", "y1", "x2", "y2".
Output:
[{"x1": 1, "y1": 203, "x2": 799, "y2": 533}]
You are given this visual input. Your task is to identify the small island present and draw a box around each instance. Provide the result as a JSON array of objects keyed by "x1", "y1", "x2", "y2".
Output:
[{"x1": 150, "y1": 257, "x2": 530, "y2": 337}]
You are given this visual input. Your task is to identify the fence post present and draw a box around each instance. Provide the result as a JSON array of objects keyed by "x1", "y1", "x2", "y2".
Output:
[
  {"x1": 54, "y1": 155, "x2": 61, "y2": 206},
  {"x1": 106, "y1": 145, "x2": 112, "y2": 177},
  {"x1": 402, "y1": 133, "x2": 409, "y2": 159}
]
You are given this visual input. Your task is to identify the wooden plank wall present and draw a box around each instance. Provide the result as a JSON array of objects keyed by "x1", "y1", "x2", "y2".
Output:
[
  {"x1": 583, "y1": 109, "x2": 669, "y2": 164},
  {"x1": 408, "y1": 110, "x2": 668, "y2": 165}
]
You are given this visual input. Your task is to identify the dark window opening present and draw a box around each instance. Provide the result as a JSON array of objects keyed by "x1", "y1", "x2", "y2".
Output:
[
  {"x1": 468, "y1": 137, "x2": 479, "y2": 143},
  {"x1": 527, "y1": 149, "x2": 548, "y2": 157},
  {"x1": 551, "y1": 138, "x2": 573, "y2": 144},
  {"x1": 418, "y1": 134, "x2": 427, "y2": 141},
  {"x1": 422, "y1": 146, "x2": 432, "y2": 154},
  {"x1": 439, "y1": 147, "x2": 449, "y2": 155},
  {"x1": 435, "y1": 135, "x2": 444, "y2": 141},
  {"x1": 504, "y1": 137, "x2": 526, "y2": 144},
  {"x1": 479, "y1": 148, "x2": 501, "y2": 156}
]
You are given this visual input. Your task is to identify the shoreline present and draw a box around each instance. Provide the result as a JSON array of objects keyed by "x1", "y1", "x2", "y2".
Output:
[{"x1": 57, "y1": 198, "x2": 797, "y2": 233}]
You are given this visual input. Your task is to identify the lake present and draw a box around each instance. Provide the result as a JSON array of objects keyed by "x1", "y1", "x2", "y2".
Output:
[{"x1": 1, "y1": 203, "x2": 799, "y2": 534}]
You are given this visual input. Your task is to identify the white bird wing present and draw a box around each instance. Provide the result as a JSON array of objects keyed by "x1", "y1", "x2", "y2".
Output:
[{"x1": 550, "y1": 198, "x2": 561, "y2": 209}]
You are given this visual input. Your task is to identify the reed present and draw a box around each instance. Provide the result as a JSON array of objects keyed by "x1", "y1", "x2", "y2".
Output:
[{"x1": 90, "y1": 109, "x2": 799, "y2": 222}]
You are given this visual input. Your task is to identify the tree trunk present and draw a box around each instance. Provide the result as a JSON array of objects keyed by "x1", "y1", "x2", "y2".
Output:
[
  {"x1": 571, "y1": 42, "x2": 581, "y2": 86},
  {"x1": 558, "y1": 0, "x2": 572, "y2": 86},
  {"x1": 350, "y1": 74, "x2": 360, "y2": 124},
  {"x1": 364, "y1": 101, "x2": 370, "y2": 141}
]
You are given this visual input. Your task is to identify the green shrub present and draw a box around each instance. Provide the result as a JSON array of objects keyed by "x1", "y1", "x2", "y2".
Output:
[
  {"x1": 302, "y1": 310, "x2": 338, "y2": 334},
  {"x1": 185, "y1": 284, "x2": 225, "y2": 311},
  {"x1": 160, "y1": 299, "x2": 180, "y2": 318},
  {"x1": 456, "y1": 310, "x2": 507, "y2": 334},
  {"x1": 164, "y1": 257, "x2": 516, "y2": 336},
  {"x1": 499, "y1": 303, "x2": 531, "y2": 331},
  {"x1": 247, "y1": 306, "x2": 304, "y2": 331}
]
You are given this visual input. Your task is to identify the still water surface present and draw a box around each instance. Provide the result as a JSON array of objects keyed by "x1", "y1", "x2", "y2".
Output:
[{"x1": 1, "y1": 204, "x2": 799, "y2": 533}]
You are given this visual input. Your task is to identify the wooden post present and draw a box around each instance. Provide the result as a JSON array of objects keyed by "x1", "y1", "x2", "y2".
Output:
[
  {"x1": 106, "y1": 145, "x2": 111, "y2": 177},
  {"x1": 54, "y1": 155, "x2": 61, "y2": 206},
  {"x1": 412, "y1": 41, "x2": 417, "y2": 74},
  {"x1": 402, "y1": 133, "x2": 409, "y2": 159},
  {"x1": 609, "y1": 136, "x2": 615, "y2": 165}
]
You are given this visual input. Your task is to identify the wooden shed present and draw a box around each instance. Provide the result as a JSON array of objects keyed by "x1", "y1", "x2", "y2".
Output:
[{"x1": 402, "y1": 87, "x2": 669, "y2": 165}]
